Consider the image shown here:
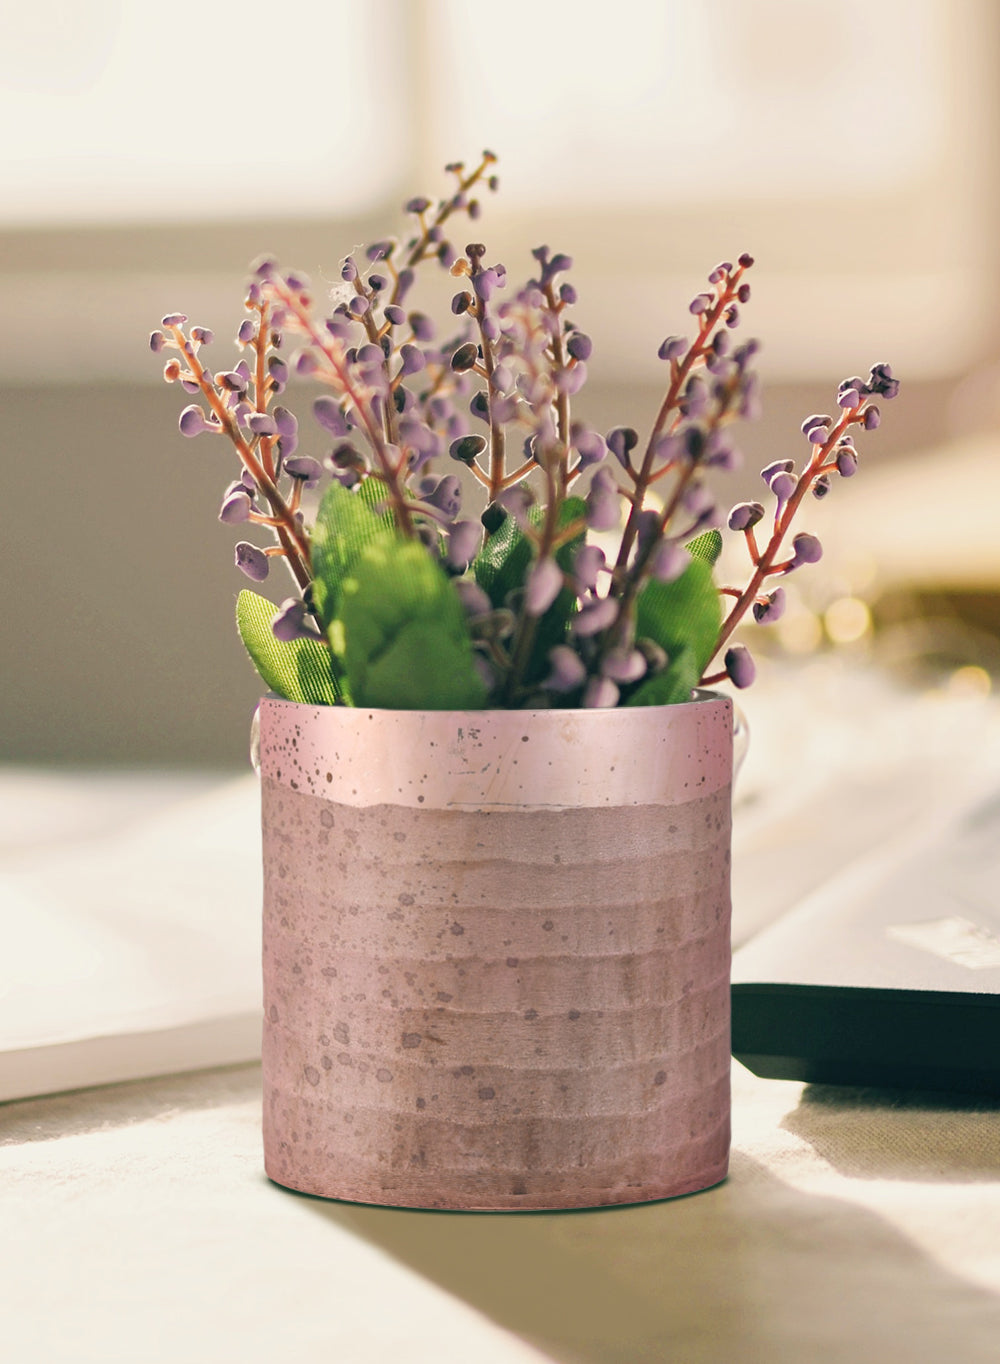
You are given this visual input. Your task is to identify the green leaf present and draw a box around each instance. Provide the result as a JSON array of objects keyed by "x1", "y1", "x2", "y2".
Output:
[
  {"x1": 339, "y1": 537, "x2": 487, "y2": 709},
  {"x1": 473, "y1": 507, "x2": 529, "y2": 607},
  {"x1": 635, "y1": 556, "x2": 722, "y2": 686},
  {"x1": 236, "y1": 589, "x2": 344, "y2": 704},
  {"x1": 685, "y1": 528, "x2": 723, "y2": 566},
  {"x1": 626, "y1": 644, "x2": 700, "y2": 707},
  {"x1": 473, "y1": 497, "x2": 588, "y2": 610},
  {"x1": 310, "y1": 480, "x2": 392, "y2": 629}
]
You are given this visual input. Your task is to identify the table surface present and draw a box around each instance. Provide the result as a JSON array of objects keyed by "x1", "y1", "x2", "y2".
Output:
[
  {"x1": 5, "y1": 670, "x2": 1000, "y2": 1361},
  {"x1": 3, "y1": 1059, "x2": 999, "y2": 1364}
]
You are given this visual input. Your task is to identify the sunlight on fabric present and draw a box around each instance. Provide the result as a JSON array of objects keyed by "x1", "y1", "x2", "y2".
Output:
[
  {"x1": 426, "y1": 0, "x2": 946, "y2": 203},
  {"x1": 0, "y1": 0, "x2": 405, "y2": 223}
]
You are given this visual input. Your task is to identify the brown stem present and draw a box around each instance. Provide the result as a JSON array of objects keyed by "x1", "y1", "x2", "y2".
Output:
[
  {"x1": 170, "y1": 327, "x2": 312, "y2": 595},
  {"x1": 615, "y1": 266, "x2": 748, "y2": 573},
  {"x1": 268, "y1": 283, "x2": 417, "y2": 538},
  {"x1": 708, "y1": 406, "x2": 860, "y2": 668}
]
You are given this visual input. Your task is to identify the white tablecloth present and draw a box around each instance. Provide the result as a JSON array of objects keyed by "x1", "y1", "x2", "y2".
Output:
[{"x1": 2, "y1": 1060, "x2": 998, "y2": 1363}]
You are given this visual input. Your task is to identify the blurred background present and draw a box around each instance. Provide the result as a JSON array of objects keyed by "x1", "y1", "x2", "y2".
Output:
[{"x1": 5, "y1": 0, "x2": 1000, "y2": 769}]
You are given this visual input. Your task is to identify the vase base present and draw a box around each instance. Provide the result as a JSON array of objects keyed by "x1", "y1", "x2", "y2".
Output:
[{"x1": 263, "y1": 1157, "x2": 730, "y2": 1212}]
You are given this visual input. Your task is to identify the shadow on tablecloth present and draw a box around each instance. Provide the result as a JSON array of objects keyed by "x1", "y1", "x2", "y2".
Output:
[
  {"x1": 782, "y1": 1083, "x2": 1000, "y2": 1182},
  {"x1": 295, "y1": 1149, "x2": 1000, "y2": 1364}
]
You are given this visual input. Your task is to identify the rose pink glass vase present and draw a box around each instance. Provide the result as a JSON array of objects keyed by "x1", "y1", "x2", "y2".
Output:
[{"x1": 258, "y1": 692, "x2": 733, "y2": 1210}]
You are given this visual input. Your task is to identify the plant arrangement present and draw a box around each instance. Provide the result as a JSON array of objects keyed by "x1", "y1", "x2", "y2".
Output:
[{"x1": 152, "y1": 151, "x2": 898, "y2": 711}]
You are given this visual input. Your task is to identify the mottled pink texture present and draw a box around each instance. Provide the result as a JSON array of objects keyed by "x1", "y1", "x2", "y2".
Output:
[{"x1": 260, "y1": 696, "x2": 733, "y2": 1210}]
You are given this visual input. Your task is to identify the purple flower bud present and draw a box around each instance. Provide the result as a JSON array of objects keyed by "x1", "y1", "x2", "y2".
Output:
[
  {"x1": 473, "y1": 268, "x2": 500, "y2": 301},
  {"x1": 725, "y1": 644, "x2": 756, "y2": 689},
  {"x1": 235, "y1": 541, "x2": 268, "y2": 582},
  {"x1": 447, "y1": 433, "x2": 485, "y2": 466},
  {"x1": 191, "y1": 326, "x2": 214, "y2": 345},
  {"x1": 470, "y1": 391, "x2": 490, "y2": 423},
  {"x1": 651, "y1": 433, "x2": 684, "y2": 468},
  {"x1": 408, "y1": 311, "x2": 434, "y2": 342},
  {"x1": 268, "y1": 356, "x2": 288, "y2": 390},
  {"x1": 601, "y1": 648, "x2": 647, "y2": 684},
  {"x1": 161, "y1": 313, "x2": 187, "y2": 328},
  {"x1": 838, "y1": 388, "x2": 861, "y2": 409},
  {"x1": 544, "y1": 645, "x2": 587, "y2": 694},
  {"x1": 649, "y1": 540, "x2": 689, "y2": 583},
  {"x1": 607, "y1": 427, "x2": 638, "y2": 468},
  {"x1": 525, "y1": 557, "x2": 564, "y2": 616},
  {"x1": 566, "y1": 332, "x2": 592, "y2": 362},
  {"x1": 634, "y1": 510, "x2": 661, "y2": 555},
  {"x1": 728, "y1": 501, "x2": 765, "y2": 532},
  {"x1": 178, "y1": 405, "x2": 209, "y2": 437},
  {"x1": 770, "y1": 471, "x2": 798, "y2": 502},
  {"x1": 658, "y1": 336, "x2": 687, "y2": 362},
  {"x1": 497, "y1": 483, "x2": 533, "y2": 528},
  {"x1": 761, "y1": 459, "x2": 794, "y2": 488},
  {"x1": 725, "y1": 305, "x2": 740, "y2": 329},
  {"x1": 680, "y1": 374, "x2": 708, "y2": 418},
  {"x1": 863, "y1": 405, "x2": 881, "y2": 430},
  {"x1": 789, "y1": 531, "x2": 823, "y2": 569},
  {"x1": 573, "y1": 543, "x2": 606, "y2": 593},
  {"x1": 216, "y1": 369, "x2": 247, "y2": 393},
  {"x1": 247, "y1": 412, "x2": 278, "y2": 436},
  {"x1": 571, "y1": 425, "x2": 606, "y2": 469},
  {"x1": 491, "y1": 361, "x2": 514, "y2": 393},
  {"x1": 348, "y1": 295, "x2": 369, "y2": 317},
  {"x1": 356, "y1": 343, "x2": 383, "y2": 367},
  {"x1": 451, "y1": 341, "x2": 479, "y2": 373},
  {"x1": 406, "y1": 196, "x2": 431, "y2": 214},
  {"x1": 836, "y1": 446, "x2": 859, "y2": 477},
  {"x1": 737, "y1": 283, "x2": 751, "y2": 304},
  {"x1": 689, "y1": 293, "x2": 713, "y2": 315},
  {"x1": 866, "y1": 363, "x2": 899, "y2": 400},
  {"x1": 582, "y1": 676, "x2": 619, "y2": 708},
  {"x1": 446, "y1": 519, "x2": 482, "y2": 570},
  {"x1": 555, "y1": 361, "x2": 587, "y2": 395},
  {"x1": 738, "y1": 252, "x2": 754, "y2": 268},
  {"x1": 753, "y1": 587, "x2": 786, "y2": 624},
  {"x1": 704, "y1": 436, "x2": 741, "y2": 471},
  {"x1": 421, "y1": 473, "x2": 462, "y2": 520},
  {"x1": 237, "y1": 318, "x2": 255, "y2": 345},
  {"x1": 585, "y1": 468, "x2": 621, "y2": 532},
  {"x1": 313, "y1": 396, "x2": 349, "y2": 435},
  {"x1": 149, "y1": 330, "x2": 167, "y2": 352},
  {"x1": 571, "y1": 595, "x2": 619, "y2": 637},
  {"x1": 813, "y1": 474, "x2": 832, "y2": 499},
  {"x1": 272, "y1": 598, "x2": 323, "y2": 643},
  {"x1": 683, "y1": 482, "x2": 716, "y2": 520},
  {"x1": 559, "y1": 282, "x2": 577, "y2": 305},
  {"x1": 284, "y1": 456, "x2": 323, "y2": 487},
  {"x1": 219, "y1": 489, "x2": 253, "y2": 523},
  {"x1": 454, "y1": 579, "x2": 493, "y2": 618},
  {"x1": 271, "y1": 406, "x2": 297, "y2": 439},
  {"x1": 295, "y1": 350, "x2": 318, "y2": 377}
]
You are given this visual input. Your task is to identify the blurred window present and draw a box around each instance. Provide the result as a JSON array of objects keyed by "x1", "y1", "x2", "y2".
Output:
[{"x1": 2, "y1": 0, "x2": 995, "y2": 383}]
